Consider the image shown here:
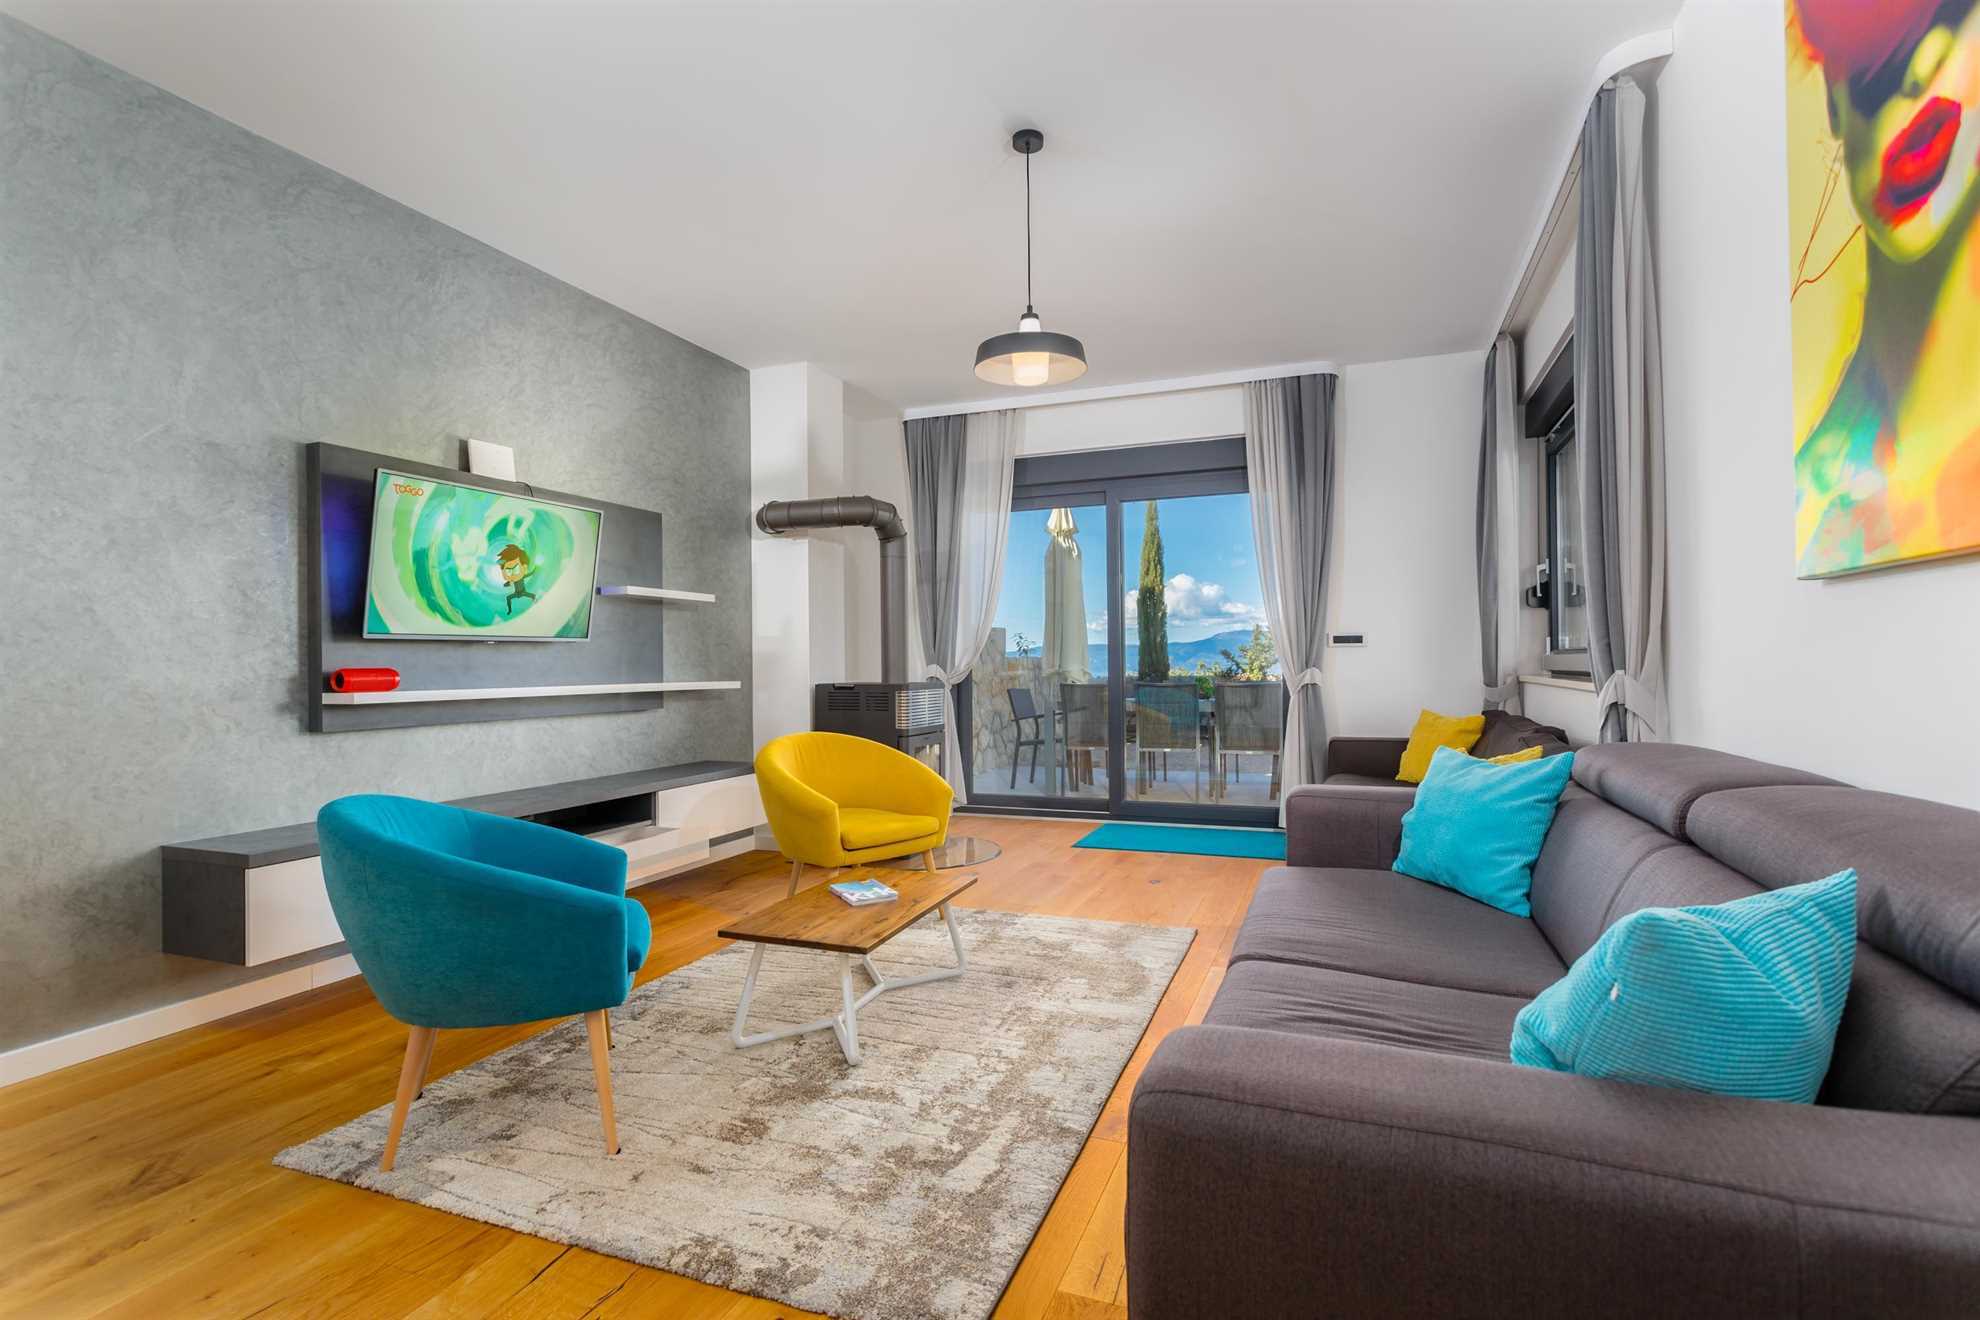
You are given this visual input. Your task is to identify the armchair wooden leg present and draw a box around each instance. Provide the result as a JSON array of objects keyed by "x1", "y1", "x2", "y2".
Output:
[
  {"x1": 787, "y1": 858, "x2": 805, "y2": 898},
  {"x1": 413, "y1": 1024, "x2": 439, "y2": 1098},
  {"x1": 923, "y1": 849, "x2": 938, "y2": 874},
  {"x1": 584, "y1": 1010, "x2": 620, "y2": 1155},
  {"x1": 382, "y1": 1025, "x2": 435, "y2": 1172}
]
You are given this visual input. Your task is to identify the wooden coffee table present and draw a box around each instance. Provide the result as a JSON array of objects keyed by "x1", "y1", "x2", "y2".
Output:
[{"x1": 717, "y1": 868, "x2": 978, "y2": 1065}]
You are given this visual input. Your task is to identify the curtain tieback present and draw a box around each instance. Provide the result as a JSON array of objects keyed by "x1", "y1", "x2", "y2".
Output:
[
  {"x1": 1483, "y1": 678, "x2": 1520, "y2": 703},
  {"x1": 1288, "y1": 666, "x2": 1323, "y2": 693},
  {"x1": 923, "y1": 664, "x2": 952, "y2": 686},
  {"x1": 1595, "y1": 670, "x2": 1660, "y2": 734}
]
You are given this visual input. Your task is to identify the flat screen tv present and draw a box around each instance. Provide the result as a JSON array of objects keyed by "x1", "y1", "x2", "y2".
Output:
[{"x1": 361, "y1": 468, "x2": 603, "y2": 640}]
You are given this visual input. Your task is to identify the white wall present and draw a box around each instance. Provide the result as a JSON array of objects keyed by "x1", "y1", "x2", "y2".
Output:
[
  {"x1": 750, "y1": 364, "x2": 813, "y2": 747},
  {"x1": 1326, "y1": 351, "x2": 1486, "y2": 734},
  {"x1": 750, "y1": 362, "x2": 855, "y2": 747},
  {"x1": 1656, "y1": 0, "x2": 1980, "y2": 806},
  {"x1": 838, "y1": 383, "x2": 912, "y2": 682},
  {"x1": 1017, "y1": 386, "x2": 1242, "y2": 455}
]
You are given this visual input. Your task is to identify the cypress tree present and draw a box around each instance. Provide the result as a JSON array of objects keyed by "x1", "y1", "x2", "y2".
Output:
[{"x1": 1137, "y1": 501, "x2": 1169, "y2": 680}]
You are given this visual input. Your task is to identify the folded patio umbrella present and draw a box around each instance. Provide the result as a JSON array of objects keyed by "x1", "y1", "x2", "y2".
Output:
[{"x1": 1043, "y1": 507, "x2": 1090, "y2": 681}]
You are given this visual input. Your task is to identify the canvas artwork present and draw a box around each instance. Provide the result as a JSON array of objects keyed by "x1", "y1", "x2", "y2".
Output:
[
  {"x1": 1787, "y1": 0, "x2": 1980, "y2": 577},
  {"x1": 362, "y1": 469, "x2": 602, "y2": 640}
]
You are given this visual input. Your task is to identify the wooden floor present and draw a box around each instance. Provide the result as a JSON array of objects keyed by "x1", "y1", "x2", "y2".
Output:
[{"x1": 0, "y1": 816, "x2": 1265, "y2": 1320}]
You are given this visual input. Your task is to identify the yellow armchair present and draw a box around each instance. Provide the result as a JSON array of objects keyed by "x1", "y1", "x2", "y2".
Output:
[{"x1": 755, "y1": 732, "x2": 954, "y2": 894}]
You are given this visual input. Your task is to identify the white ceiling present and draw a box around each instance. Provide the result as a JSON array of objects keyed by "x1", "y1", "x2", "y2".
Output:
[{"x1": 4, "y1": 0, "x2": 1680, "y2": 409}]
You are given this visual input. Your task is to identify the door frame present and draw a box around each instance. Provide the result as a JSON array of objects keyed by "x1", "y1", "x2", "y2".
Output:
[{"x1": 960, "y1": 437, "x2": 1283, "y2": 826}]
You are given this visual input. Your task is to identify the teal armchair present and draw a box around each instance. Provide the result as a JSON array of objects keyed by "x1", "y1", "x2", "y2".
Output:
[{"x1": 317, "y1": 795, "x2": 653, "y2": 1170}]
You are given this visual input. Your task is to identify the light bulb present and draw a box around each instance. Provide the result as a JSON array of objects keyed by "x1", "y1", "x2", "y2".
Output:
[{"x1": 1012, "y1": 352, "x2": 1051, "y2": 387}]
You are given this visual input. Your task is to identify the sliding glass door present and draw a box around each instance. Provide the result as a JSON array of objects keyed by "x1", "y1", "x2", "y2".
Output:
[
  {"x1": 965, "y1": 498, "x2": 1110, "y2": 805},
  {"x1": 961, "y1": 439, "x2": 1283, "y2": 825}
]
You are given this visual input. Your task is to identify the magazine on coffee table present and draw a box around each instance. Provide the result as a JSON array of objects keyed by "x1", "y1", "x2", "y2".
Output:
[{"x1": 829, "y1": 879, "x2": 899, "y2": 906}]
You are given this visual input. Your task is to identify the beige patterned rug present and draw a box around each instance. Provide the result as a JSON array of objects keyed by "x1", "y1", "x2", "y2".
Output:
[{"x1": 276, "y1": 908, "x2": 1193, "y2": 1320}]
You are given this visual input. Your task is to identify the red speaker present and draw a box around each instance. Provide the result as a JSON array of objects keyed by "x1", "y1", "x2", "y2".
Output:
[{"x1": 329, "y1": 667, "x2": 401, "y2": 693}]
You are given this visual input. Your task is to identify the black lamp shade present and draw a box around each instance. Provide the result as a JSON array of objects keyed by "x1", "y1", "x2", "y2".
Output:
[{"x1": 974, "y1": 330, "x2": 1088, "y2": 387}]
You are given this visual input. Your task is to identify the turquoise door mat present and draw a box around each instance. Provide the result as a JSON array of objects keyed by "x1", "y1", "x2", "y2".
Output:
[{"x1": 1073, "y1": 822, "x2": 1286, "y2": 860}]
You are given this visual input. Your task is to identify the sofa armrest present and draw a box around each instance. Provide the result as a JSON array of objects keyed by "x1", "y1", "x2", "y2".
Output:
[
  {"x1": 1322, "y1": 735, "x2": 1408, "y2": 781},
  {"x1": 1127, "y1": 1026, "x2": 1980, "y2": 1320},
  {"x1": 1282, "y1": 784, "x2": 1413, "y2": 869}
]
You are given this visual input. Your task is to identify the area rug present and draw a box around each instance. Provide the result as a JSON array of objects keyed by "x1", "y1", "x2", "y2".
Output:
[
  {"x1": 1074, "y1": 821, "x2": 1286, "y2": 860},
  {"x1": 276, "y1": 909, "x2": 1194, "y2": 1320}
]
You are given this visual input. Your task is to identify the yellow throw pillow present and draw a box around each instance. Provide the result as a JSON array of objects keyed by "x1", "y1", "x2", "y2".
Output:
[
  {"x1": 1483, "y1": 745, "x2": 1546, "y2": 766},
  {"x1": 1397, "y1": 709, "x2": 1486, "y2": 783}
]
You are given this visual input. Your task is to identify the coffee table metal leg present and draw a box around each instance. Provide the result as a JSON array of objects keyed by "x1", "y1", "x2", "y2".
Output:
[
  {"x1": 730, "y1": 942, "x2": 768, "y2": 1048},
  {"x1": 730, "y1": 908, "x2": 969, "y2": 1064},
  {"x1": 831, "y1": 952, "x2": 862, "y2": 1065}
]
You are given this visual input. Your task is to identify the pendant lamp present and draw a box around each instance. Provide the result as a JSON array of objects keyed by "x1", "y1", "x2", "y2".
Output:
[{"x1": 974, "y1": 129, "x2": 1087, "y2": 387}]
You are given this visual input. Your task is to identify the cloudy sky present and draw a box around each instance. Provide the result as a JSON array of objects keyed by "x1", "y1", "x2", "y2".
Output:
[{"x1": 992, "y1": 492, "x2": 1266, "y2": 654}]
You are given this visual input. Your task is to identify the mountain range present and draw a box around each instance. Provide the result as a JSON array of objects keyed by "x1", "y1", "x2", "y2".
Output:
[{"x1": 1009, "y1": 628, "x2": 1262, "y2": 675}]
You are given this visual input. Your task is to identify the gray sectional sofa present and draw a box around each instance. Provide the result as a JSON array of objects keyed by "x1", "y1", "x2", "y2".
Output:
[{"x1": 1126, "y1": 743, "x2": 1980, "y2": 1317}]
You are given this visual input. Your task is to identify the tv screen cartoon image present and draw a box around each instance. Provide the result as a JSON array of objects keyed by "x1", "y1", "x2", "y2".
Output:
[{"x1": 361, "y1": 469, "x2": 602, "y2": 640}]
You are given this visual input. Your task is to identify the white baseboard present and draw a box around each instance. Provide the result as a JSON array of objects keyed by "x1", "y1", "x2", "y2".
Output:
[{"x1": 0, "y1": 953, "x2": 362, "y2": 1089}]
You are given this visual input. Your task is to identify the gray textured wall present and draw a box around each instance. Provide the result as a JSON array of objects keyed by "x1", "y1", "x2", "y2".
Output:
[{"x1": 0, "y1": 15, "x2": 753, "y2": 984}]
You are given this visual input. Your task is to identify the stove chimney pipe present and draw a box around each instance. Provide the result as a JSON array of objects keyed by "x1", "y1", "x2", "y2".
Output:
[{"x1": 754, "y1": 496, "x2": 909, "y2": 684}]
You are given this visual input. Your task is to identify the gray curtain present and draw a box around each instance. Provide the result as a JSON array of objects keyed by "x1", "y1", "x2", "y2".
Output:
[
  {"x1": 1242, "y1": 373, "x2": 1337, "y2": 821},
  {"x1": 1476, "y1": 333, "x2": 1522, "y2": 714},
  {"x1": 904, "y1": 411, "x2": 1018, "y2": 799},
  {"x1": 905, "y1": 414, "x2": 967, "y2": 681},
  {"x1": 1575, "y1": 73, "x2": 1666, "y2": 743}
]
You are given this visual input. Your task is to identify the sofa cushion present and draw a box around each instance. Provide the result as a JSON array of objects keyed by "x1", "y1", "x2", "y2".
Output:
[
  {"x1": 1232, "y1": 866, "x2": 1566, "y2": 997},
  {"x1": 1687, "y1": 785, "x2": 1980, "y2": 1004},
  {"x1": 1512, "y1": 872, "x2": 1858, "y2": 1104},
  {"x1": 1397, "y1": 709, "x2": 1485, "y2": 783},
  {"x1": 1821, "y1": 942, "x2": 1980, "y2": 1114},
  {"x1": 1529, "y1": 785, "x2": 1682, "y2": 963},
  {"x1": 1322, "y1": 771, "x2": 1408, "y2": 788},
  {"x1": 1205, "y1": 959, "x2": 1527, "y2": 1063},
  {"x1": 1570, "y1": 742, "x2": 1841, "y2": 840},
  {"x1": 1393, "y1": 745, "x2": 1575, "y2": 917},
  {"x1": 1473, "y1": 710, "x2": 1571, "y2": 760},
  {"x1": 1686, "y1": 783, "x2": 1980, "y2": 1116}
]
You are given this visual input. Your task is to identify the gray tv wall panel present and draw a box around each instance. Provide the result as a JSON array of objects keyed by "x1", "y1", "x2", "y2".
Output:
[{"x1": 306, "y1": 441, "x2": 669, "y2": 732}]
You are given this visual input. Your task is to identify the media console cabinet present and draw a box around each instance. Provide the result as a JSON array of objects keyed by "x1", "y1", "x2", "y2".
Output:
[{"x1": 162, "y1": 762, "x2": 763, "y2": 966}]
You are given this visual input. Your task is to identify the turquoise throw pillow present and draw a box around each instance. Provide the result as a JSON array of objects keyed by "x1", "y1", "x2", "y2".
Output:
[
  {"x1": 1511, "y1": 871, "x2": 1857, "y2": 1103},
  {"x1": 1392, "y1": 744, "x2": 1574, "y2": 916}
]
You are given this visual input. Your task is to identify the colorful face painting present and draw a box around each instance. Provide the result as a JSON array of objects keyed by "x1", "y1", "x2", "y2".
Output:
[{"x1": 1788, "y1": 0, "x2": 1980, "y2": 576}]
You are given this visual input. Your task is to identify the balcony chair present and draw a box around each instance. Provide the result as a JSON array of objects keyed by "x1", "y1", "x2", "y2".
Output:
[
  {"x1": 1005, "y1": 686, "x2": 1062, "y2": 788},
  {"x1": 316, "y1": 795, "x2": 652, "y2": 1171},
  {"x1": 755, "y1": 731, "x2": 954, "y2": 894},
  {"x1": 1060, "y1": 681, "x2": 1108, "y2": 789},
  {"x1": 1135, "y1": 681, "x2": 1203, "y2": 800},
  {"x1": 1213, "y1": 679, "x2": 1284, "y2": 801}
]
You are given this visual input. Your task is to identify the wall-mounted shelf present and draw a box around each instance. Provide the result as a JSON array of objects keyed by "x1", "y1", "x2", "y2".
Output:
[
  {"x1": 597, "y1": 585, "x2": 717, "y2": 603},
  {"x1": 322, "y1": 680, "x2": 740, "y2": 706}
]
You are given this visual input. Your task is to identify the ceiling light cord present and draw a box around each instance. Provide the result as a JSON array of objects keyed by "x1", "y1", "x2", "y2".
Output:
[{"x1": 1024, "y1": 149, "x2": 1034, "y2": 314}]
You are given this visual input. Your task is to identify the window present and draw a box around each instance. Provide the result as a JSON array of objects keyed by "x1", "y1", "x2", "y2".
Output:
[
  {"x1": 1545, "y1": 407, "x2": 1587, "y2": 659},
  {"x1": 1526, "y1": 336, "x2": 1586, "y2": 673}
]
